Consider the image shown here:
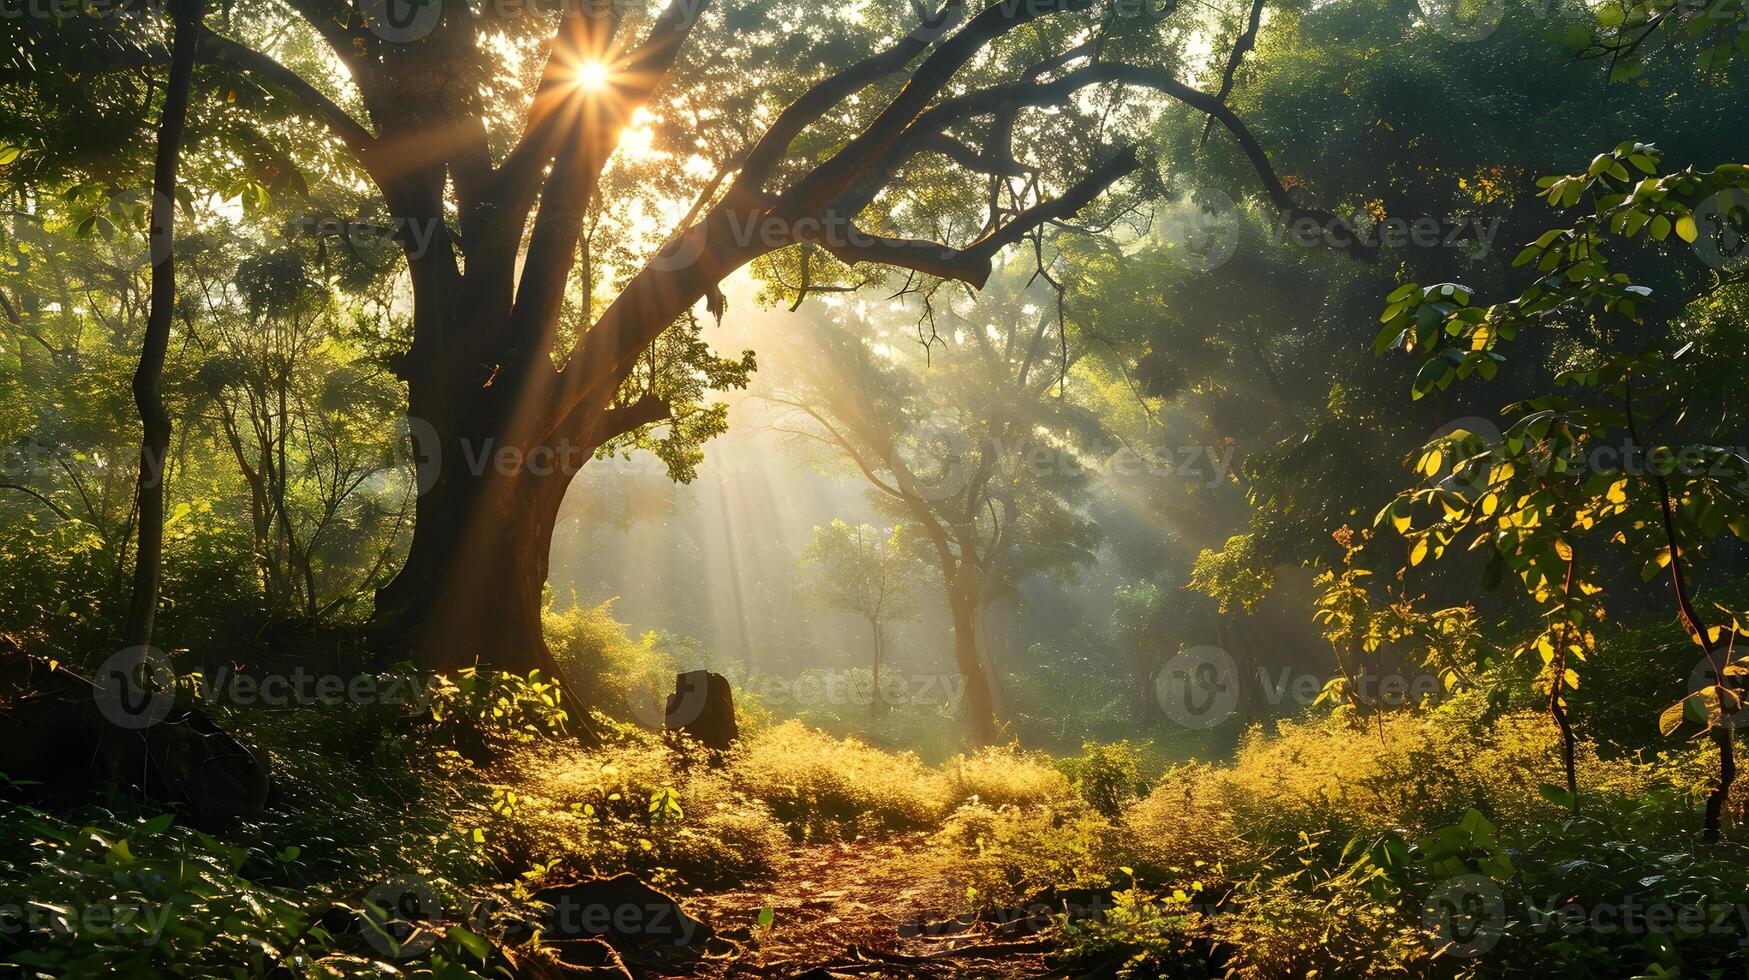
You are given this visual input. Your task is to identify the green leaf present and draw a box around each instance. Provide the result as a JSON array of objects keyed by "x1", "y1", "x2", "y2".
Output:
[
  {"x1": 446, "y1": 925, "x2": 492, "y2": 962},
  {"x1": 757, "y1": 906, "x2": 775, "y2": 929}
]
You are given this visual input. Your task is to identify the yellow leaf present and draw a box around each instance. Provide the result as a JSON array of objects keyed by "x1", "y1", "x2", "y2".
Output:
[
  {"x1": 1675, "y1": 214, "x2": 1698, "y2": 243},
  {"x1": 1410, "y1": 538, "x2": 1429, "y2": 566}
]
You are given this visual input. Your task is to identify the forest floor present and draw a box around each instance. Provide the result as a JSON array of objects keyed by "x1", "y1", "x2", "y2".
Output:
[{"x1": 676, "y1": 834, "x2": 1068, "y2": 979}]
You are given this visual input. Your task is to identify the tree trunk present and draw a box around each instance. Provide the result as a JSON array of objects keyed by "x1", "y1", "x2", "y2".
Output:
[
  {"x1": 870, "y1": 620, "x2": 884, "y2": 719},
  {"x1": 373, "y1": 438, "x2": 574, "y2": 679},
  {"x1": 121, "y1": 0, "x2": 200, "y2": 652},
  {"x1": 1131, "y1": 634, "x2": 1159, "y2": 722},
  {"x1": 949, "y1": 591, "x2": 999, "y2": 746}
]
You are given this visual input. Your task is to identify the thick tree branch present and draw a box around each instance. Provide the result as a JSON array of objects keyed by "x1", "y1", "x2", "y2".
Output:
[
  {"x1": 505, "y1": 0, "x2": 713, "y2": 367},
  {"x1": 814, "y1": 145, "x2": 1142, "y2": 288},
  {"x1": 786, "y1": 0, "x2": 1098, "y2": 213},
  {"x1": 733, "y1": 0, "x2": 966, "y2": 195},
  {"x1": 196, "y1": 33, "x2": 377, "y2": 162}
]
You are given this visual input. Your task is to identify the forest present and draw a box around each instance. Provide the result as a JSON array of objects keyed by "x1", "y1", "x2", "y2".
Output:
[{"x1": 1, "y1": 0, "x2": 1748, "y2": 976}]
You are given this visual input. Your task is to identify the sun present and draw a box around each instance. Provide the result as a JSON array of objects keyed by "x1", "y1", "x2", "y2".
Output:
[{"x1": 575, "y1": 60, "x2": 612, "y2": 92}]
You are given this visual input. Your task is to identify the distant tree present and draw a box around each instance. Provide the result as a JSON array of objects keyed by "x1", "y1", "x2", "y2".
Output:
[
  {"x1": 765, "y1": 267, "x2": 1105, "y2": 744},
  {"x1": 797, "y1": 519, "x2": 926, "y2": 717}
]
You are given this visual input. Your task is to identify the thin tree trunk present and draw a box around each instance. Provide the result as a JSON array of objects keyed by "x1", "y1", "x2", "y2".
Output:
[
  {"x1": 121, "y1": 0, "x2": 200, "y2": 653},
  {"x1": 870, "y1": 619, "x2": 884, "y2": 719},
  {"x1": 1629, "y1": 383, "x2": 1735, "y2": 839}
]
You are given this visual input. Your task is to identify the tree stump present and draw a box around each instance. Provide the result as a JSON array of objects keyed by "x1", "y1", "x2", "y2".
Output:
[{"x1": 664, "y1": 670, "x2": 737, "y2": 751}]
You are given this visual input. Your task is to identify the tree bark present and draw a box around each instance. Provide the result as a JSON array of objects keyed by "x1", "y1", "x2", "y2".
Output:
[
  {"x1": 870, "y1": 620, "x2": 886, "y2": 719},
  {"x1": 1131, "y1": 635, "x2": 1159, "y2": 722},
  {"x1": 372, "y1": 431, "x2": 576, "y2": 680},
  {"x1": 949, "y1": 590, "x2": 1000, "y2": 746},
  {"x1": 121, "y1": 0, "x2": 200, "y2": 653}
]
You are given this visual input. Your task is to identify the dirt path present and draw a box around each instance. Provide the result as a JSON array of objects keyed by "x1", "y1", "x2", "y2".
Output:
[{"x1": 674, "y1": 834, "x2": 1063, "y2": 979}]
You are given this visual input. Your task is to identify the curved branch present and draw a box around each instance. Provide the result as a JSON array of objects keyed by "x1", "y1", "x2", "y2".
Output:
[
  {"x1": 196, "y1": 33, "x2": 377, "y2": 160},
  {"x1": 733, "y1": 0, "x2": 967, "y2": 195},
  {"x1": 814, "y1": 145, "x2": 1142, "y2": 288},
  {"x1": 0, "y1": 483, "x2": 73, "y2": 522},
  {"x1": 787, "y1": 0, "x2": 1099, "y2": 212}
]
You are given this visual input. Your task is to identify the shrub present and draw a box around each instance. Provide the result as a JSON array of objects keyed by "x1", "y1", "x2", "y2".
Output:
[
  {"x1": 1054, "y1": 740, "x2": 1147, "y2": 818},
  {"x1": 727, "y1": 720, "x2": 949, "y2": 837},
  {"x1": 944, "y1": 744, "x2": 1074, "y2": 809},
  {"x1": 545, "y1": 600, "x2": 680, "y2": 729},
  {"x1": 486, "y1": 732, "x2": 787, "y2": 890},
  {"x1": 924, "y1": 798, "x2": 1128, "y2": 910}
]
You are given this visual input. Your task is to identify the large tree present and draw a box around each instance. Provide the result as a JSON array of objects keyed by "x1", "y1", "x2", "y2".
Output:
[{"x1": 19, "y1": 0, "x2": 1339, "y2": 685}]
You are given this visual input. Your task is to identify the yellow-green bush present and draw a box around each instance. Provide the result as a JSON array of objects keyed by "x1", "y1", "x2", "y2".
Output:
[
  {"x1": 487, "y1": 733, "x2": 787, "y2": 889},
  {"x1": 1131, "y1": 695, "x2": 1675, "y2": 877},
  {"x1": 924, "y1": 798, "x2": 1128, "y2": 909},
  {"x1": 726, "y1": 720, "x2": 950, "y2": 837},
  {"x1": 544, "y1": 600, "x2": 678, "y2": 728},
  {"x1": 943, "y1": 744, "x2": 1074, "y2": 809}
]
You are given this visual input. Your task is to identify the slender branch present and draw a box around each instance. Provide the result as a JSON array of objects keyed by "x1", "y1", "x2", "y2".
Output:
[
  {"x1": 0, "y1": 482, "x2": 74, "y2": 521},
  {"x1": 1199, "y1": 0, "x2": 1266, "y2": 147}
]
